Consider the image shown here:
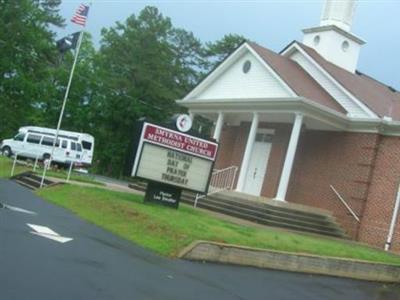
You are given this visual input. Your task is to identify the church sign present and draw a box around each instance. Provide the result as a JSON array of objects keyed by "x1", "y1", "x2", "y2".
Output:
[{"x1": 131, "y1": 121, "x2": 218, "y2": 207}]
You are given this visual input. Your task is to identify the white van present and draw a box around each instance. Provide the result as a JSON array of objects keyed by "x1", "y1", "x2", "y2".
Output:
[{"x1": 0, "y1": 126, "x2": 95, "y2": 167}]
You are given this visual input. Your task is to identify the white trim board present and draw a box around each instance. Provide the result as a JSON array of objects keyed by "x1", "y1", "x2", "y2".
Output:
[
  {"x1": 281, "y1": 43, "x2": 377, "y2": 119},
  {"x1": 179, "y1": 97, "x2": 400, "y2": 136}
]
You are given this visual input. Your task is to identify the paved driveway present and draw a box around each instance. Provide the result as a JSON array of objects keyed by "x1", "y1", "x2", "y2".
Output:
[{"x1": 0, "y1": 179, "x2": 399, "y2": 300}]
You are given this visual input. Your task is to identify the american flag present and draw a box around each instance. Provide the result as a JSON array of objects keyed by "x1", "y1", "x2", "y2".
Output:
[{"x1": 71, "y1": 4, "x2": 89, "y2": 26}]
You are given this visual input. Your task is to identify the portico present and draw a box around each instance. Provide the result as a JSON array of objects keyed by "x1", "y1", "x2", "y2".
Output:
[{"x1": 184, "y1": 99, "x2": 348, "y2": 202}]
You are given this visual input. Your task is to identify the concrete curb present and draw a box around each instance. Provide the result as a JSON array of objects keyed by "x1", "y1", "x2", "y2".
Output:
[{"x1": 179, "y1": 241, "x2": 400, "y2": 283}]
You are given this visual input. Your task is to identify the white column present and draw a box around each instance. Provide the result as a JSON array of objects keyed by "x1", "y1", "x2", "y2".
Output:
[
  {"x1": 236, "y1": 112, "x2": 259, "y2": 192},
  {"x1": 275, "y1": 113, "x2": 303, "y2": 201},
  {"x1": 213, "y1": 112, "x2": 225, "y2": 141}
]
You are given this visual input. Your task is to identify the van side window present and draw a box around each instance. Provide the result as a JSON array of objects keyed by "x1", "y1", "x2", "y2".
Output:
[
  {"x1": 41, "y1": 137, "x2": 60, "y2": 147},
  {"x1": 62, "y1": 140, "x2": 67, "y2": 149},
  {"x1": 76, "y1": 143, "x2": 82, "y2": 152},
  {"x1": 27, "y1": 134, "x2": 41, "y2": 144},
  {"x1": 41, "y1": 137, "x2": 52, "y2": 146},
  {"x1": 82, "y1": 141, "x2": 92, "y2": 150},
  {"x1": 14, "y1": 133, "x2": 25, "y2": 141},
  {"x1": 71, "y1": 142, "x2": 76, "y2": 151}
]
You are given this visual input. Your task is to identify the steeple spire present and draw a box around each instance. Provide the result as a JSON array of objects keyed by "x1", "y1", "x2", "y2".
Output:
[
  {"x1": 301, "y1": 0, "x2": 364, "y2": 73},
  {"x1": 320, "y1": 0, "x2": 357, "y2": 32}
]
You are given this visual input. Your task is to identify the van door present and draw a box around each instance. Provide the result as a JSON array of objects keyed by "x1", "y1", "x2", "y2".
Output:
[
  {"x1": 69, "y1": 141, "x2": 82, "y2": 164},
  {"x1": 11, "y1": 133, "x2": 27, "y2": 155},
  {"x1": 81, "y1": 140, "x2": 93, "y2": 165},
  {"x1": 61, "y1": 139, "x2": 69, "y2": 163},
  {"x1": 40, "y1": 136, "x2": 62, "y2": 162},
  {"x1": 25, "y1": 134, "x2": 43, "y2": 159}
]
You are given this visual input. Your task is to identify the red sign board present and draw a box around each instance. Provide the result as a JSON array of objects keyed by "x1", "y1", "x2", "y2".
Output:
[{"x1": 143, "y1": 123, "x2": 218, "y2": 161}]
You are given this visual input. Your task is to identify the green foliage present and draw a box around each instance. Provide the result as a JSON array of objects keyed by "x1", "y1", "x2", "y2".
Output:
[
  {"x1": 0, "y1": 4, "x2": 246, "y2": 177},
  {"x1": 0, "y1": 0, "x2": 64, "y2": 138},
  {"x1": 204, "y1": 33, "x2": 246, "y2": 70}
]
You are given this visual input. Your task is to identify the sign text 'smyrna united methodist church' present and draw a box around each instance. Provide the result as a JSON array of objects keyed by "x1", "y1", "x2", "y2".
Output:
[{"x1": 131, "y1": 118, "x2": 218, "y2": 208}]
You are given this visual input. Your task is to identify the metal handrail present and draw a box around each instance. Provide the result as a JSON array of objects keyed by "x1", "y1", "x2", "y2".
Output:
[
  {"x1": 194, "y1": 166, "x2": 238, "y2": 207},
  {"x1": 330, "y1": 185, "x2": 360, "y2": 223}
]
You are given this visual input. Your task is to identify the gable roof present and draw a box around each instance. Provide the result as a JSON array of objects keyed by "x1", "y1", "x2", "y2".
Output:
[
  {"x1": 295, "y1": 42, "x2": 400, "y2": 120},
  {"x1": 247, "y1": 42, "x2": 346, "y2": 115},
  {"x1": 183, "y1": 41, "x2": 296, "y2": 101}
]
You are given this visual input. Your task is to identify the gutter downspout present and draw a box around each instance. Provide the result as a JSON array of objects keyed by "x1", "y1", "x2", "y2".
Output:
[{"x1": 385, "y1": 183, "x2": 400, "y2": 251}]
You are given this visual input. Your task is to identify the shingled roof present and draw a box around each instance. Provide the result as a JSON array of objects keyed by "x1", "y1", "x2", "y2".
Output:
[
  {"x1": 296, "y1": 42, "x2": 400, "y2": 120},
  {"x1": 248, "y1": 42, "x2": 346, "y2": 115}
]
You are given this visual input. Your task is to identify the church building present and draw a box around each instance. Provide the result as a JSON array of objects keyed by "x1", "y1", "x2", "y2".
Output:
[{"x1": 178, "y1": 0, "x2": 400, "y2": 252}]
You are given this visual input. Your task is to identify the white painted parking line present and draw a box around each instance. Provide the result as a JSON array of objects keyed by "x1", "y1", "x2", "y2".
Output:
[
  {"x1": 4, "y1": 204, "x2": 37, "y2": 215},
  {"x1": 27, "y1": 223, "x2": 73, "y2": 243}
]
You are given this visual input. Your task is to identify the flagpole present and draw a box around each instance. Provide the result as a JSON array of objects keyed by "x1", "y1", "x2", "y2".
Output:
[{"x1": 40, "y1": 30, "x2": 85, "y2": 188}]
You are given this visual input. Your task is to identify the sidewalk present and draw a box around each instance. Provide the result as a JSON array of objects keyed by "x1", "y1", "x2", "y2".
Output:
[{"x1": 47, "y1": 176, "x2": 145, "y2": 196}]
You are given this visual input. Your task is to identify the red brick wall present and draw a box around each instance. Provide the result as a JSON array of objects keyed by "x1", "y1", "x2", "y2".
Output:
[
  {"x1": 215, "y1": 123, "x2": 400, "y2": 252},
  {"x1": 287, "y1": 131, "x2": 379, "y2": 239},
  {"x1": 215, "y1": 123, "x2": 249, "y2": 188},
  {"x1": 358, "y1": 136, "x2": 400, "y2": 252},
  {"x1": 214, "y1": 126, "x2": 237, "y2": 170}
]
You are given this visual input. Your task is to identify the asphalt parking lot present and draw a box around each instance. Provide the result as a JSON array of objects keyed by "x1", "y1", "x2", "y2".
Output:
[{"x1": 1, "y1": 179, "x2": 399, "y2": 300}]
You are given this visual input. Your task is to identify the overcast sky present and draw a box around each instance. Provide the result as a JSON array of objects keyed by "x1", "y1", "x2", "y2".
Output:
[{"x1": 57, "y1": 0, "x2": 399, "y2": 89}]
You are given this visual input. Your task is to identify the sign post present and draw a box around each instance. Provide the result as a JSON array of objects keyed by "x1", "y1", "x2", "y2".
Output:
[{"x1": 131, "y1": 117, "x2": 218, "y2": 209}]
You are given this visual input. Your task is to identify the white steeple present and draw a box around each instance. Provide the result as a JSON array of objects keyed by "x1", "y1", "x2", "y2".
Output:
[
  {"x1": 302, "y1": 0, "x2": 365, "y2": 73},
  {"x1": 320, "y1": 0, "x2": 356, "y2": 31}
]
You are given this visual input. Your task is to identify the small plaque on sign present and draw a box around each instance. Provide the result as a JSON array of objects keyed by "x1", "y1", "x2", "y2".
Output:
[{"x1": 144, "y1": 181, "x2": 182, "y2": 209}]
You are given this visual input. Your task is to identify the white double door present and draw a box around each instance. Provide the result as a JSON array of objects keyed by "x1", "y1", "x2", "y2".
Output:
[{"x1": 243, "y1": 132, "x2": 273, "y2": 196}]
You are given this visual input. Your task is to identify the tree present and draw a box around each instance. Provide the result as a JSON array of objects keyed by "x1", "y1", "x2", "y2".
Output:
[
  {"x1": 204, "y1": 34, "x2": 246, "y2": 71},
  {"x1": 37, "y1": 32, "x2": 99, "y2": 132},
  {"x1": 0, "y1": 0, "x2": 64, "y2": 138},
  {"x1": 92, "y1": 6, "x2": 205, "y2": 176}
]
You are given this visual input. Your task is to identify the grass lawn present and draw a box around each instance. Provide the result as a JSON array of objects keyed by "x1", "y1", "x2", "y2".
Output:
[
  {"x1": 37, "y1": 184, "x2": 400, "y2": 264},
  {"x1": 0, "y1": 156, "x2": 102, "y2": 185},
  {"x1": 0, "y1": 156, "x2": 30, "y2": 178}
]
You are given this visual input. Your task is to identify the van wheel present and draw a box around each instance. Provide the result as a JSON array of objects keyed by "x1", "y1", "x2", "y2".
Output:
[
  {"x1": 2, "y1": 146, "x2": 11, "y2": 157},
  {"x1": 43, "y1": 153, "x2": 51, "y2": 160}
]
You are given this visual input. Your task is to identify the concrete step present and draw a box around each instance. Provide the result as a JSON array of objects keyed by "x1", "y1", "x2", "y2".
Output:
[
  {"x1": 189, "y1": 199, "x2": 345, "y2": 238},
  {"x1": 25, "y1": 172, "x2": 53, "y2": 186},
  {"x1": 188, "y1": 196, "x2": 345, "y2": 234},
  {"x1": 181, "y1": 192, "x2": 346, "y2": 238},
  {"x1": 209, "y1": 191, "x2": 333, "y2": 221},
  {"x1": 129, "y1": 181, "x2": 347, "y2": 238},
  {"x1": 182, "y1": 190, "x2": 339, "y2": 224},
  {"x1": 11, "y1": 171, "x2": 56, "y2": 190},
  {"x1": 15, "y1": 175, "x2": 43, "y2": 189},
  {"x1": 199, "y1": 193, "x2": 341, "y2": 228},
  {"x1": 14, "y1": 179, "x2": 38, "y2": 190}
]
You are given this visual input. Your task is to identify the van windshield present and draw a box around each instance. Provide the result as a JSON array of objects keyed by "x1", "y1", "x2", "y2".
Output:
[
  {"x1": 82, "y1": 140, "x2": 92, "y2": 150},
  {"x1": 14, "y1": 133, "x2": 25, "y2": 142}
]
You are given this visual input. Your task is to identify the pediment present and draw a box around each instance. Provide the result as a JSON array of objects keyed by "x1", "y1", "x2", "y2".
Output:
[{"x1": 184, "y1": 44, "x2": 295, "y2": 101}]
